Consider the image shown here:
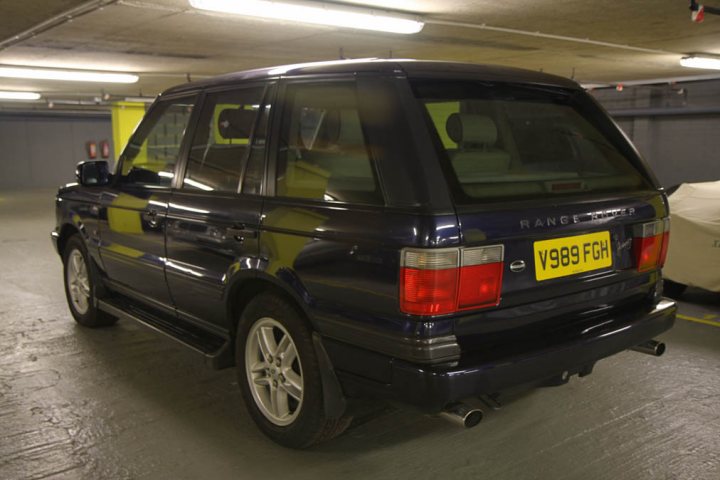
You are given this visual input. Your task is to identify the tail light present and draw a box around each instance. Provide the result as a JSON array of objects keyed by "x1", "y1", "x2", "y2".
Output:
[
  {"x1": 400, "y1": 248, "x2": 459, "y2": 315},
  {"x1": 400, "y1": 245, "x2": 504, "y2": 316},
  {"x1": 633, "y1": 218, "x2": 670, "y2": 272},
  {"x1": 659, "y1": 218, "x2": 670, "y2": 267}
]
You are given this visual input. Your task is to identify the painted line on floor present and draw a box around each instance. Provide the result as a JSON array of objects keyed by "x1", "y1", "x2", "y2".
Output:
[{"x1": 677, "y1": 313, "x2": 720, "y2": 328}]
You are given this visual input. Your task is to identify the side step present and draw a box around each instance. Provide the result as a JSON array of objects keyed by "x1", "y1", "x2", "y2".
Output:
[{"x1": 98, "y1": 298, "x2": 234, "y2": 369}]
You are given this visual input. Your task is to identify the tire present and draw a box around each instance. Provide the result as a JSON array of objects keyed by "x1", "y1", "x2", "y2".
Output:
[
  {"x1": 663, "y1": 279, "x2": 687, "y2": 299},
  {"x1": 236, "y1": 292, "x2": 351, "y2": 448},
  {"x1": 62, "y1": 234, "x2": 117, "y2": 328}
]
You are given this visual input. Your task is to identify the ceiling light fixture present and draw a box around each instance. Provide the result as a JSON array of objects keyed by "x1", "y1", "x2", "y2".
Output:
[
  {"x1": 124, "y1": 96, "x2": 156, "y2": 103},
  {"x1": 0, "y1": 90, "x2": 42, "y2": 100},
  {"x1": 0, "y1": 66, "x2": 139, "y2": 83},
  {"x1": 189, "y1": 0, "x2": 424, "y2": 34},
  {"x1": 267, "y1": 57, "x2": 388, "y2": 75},
  {"x1": 680, "y1": 55, "x2": 720, "y2": 70}
]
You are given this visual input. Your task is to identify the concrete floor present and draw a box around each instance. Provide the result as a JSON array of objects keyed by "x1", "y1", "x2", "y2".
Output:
[{"x1": 1, "y1": 189, "x2": 719, "y2": 480}]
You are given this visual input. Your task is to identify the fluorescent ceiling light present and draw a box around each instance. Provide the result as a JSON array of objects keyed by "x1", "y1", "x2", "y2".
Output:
[
  {"x1": 189, "y1": 0, "x2": 424, "y2": 34},
  {"x1": 0, "y1": 90, "x2": 41, "y2": 100},
  {"x1": 124, "y1": 96, "x2": 156, "y2": 103},
  {"x1": 580, "y1": 83, "x2": 609, "y2": 90},
  {"x1": 0, "y1": 66, "x2": 139, "y2": 83},
  {"x1": 680, "y1": 56, "x2": 720, "y2": 70},
  {"x1": 268, "y1": 57, "x2": 378, "y2": 75},
  {"x1": 267, "y1": 58, "x2": 416, "y2": 75}
]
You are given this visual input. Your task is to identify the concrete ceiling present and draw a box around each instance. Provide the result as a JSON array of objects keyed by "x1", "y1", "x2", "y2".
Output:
[{"x1": 1, "y1": 0, "x2": 720, "y2": 107}]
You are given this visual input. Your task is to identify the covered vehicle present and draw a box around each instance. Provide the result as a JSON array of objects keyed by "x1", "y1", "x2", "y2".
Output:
[{"x1": 663, "y1": 181, "x2": 720, "y2": 296}]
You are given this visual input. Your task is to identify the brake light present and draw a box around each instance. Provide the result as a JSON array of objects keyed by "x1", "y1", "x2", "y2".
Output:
[
  {"x1": 400, "y1": 245, "x2": 504, "y2": 316},
  {"x1": 458, "y1": 247, "x2": 504, "y2": 309},
  {"x1": 633, "y1": 219, "x2": 670, "y2": 272}
]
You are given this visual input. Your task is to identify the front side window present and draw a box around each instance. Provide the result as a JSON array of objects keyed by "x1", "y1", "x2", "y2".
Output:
[
  {"x1": 276, "y1": 82, "x2": 382, "y2": 205},
  {"x1": 414, "y1": 81, "x2": 651, "y2": 202},
  {"x1": 119, "y1": 96, "x2": 196, "y2": 186},
  {"x1": 184, "y1": 86, "x2": 266, "y2": 193}
]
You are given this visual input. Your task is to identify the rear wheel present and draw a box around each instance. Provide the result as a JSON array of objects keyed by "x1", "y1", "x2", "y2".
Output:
[
  {"x1": 663, "y1": 279, "x2": 687, "y2": 299},
  {"x1": 236, "y1": 292, "x2": 351, "y2": 448},
  {"x1": 62, "y1": 235, "x2": 117, "y2": 327}
]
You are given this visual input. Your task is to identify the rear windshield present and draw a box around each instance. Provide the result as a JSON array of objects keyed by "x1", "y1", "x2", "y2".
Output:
[{"x1": 412, "y1": 80, "x2": 652, "y2": 203}]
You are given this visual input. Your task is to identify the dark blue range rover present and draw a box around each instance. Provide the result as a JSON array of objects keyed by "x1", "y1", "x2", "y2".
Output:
[{"x1": 52, "y1": 59, "x2": 676, "y2": 448}]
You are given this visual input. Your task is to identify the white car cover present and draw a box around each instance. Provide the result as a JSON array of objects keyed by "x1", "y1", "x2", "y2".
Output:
[{"x1": 663, "y1": 181, "x2": 720, "y2": 291}]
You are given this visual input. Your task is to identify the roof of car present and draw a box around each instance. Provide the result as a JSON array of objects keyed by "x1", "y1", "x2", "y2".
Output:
[{"x1": 162, "y1": 59, "x2": 581, "y2": 96}]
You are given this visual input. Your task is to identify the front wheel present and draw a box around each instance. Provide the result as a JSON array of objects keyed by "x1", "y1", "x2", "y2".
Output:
[
  {"x1": 62, "y1": 235, "x2": 117, "y2": 327},
  {"x1": 236, "y1": 292, "x2": 351, "y2": 448}
]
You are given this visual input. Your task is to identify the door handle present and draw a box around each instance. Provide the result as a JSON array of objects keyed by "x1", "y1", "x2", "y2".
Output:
[
  {"x1": 144, "y1": 209, "x2": 159, "y2": 228},
  {"x1": 227, "y1": 225, "x2": 258, "y2": 241}
]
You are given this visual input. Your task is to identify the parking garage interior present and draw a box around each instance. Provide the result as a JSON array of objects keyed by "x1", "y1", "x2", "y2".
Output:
[{"x1": 1, "y1": 1, "x2": 719, "y2": 479}]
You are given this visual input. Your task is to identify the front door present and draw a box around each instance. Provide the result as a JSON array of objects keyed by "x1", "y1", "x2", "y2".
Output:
[{"x1": 99, "y1": 94, "x2": 198, "y2": 308}]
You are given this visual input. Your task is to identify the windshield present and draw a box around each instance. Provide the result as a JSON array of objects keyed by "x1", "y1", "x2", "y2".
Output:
[{"x1": 412, "y1": 80, "x2": 652, "y2": 203}]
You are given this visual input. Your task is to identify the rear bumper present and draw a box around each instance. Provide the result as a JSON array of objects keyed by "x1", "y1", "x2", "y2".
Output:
[{"x1": 331, "y1": 299, "x2": 676, "y2": 411}]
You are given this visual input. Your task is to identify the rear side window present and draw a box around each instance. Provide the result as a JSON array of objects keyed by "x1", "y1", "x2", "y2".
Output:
[
  {"x1": 414, "y1": 81, "x2": 651, "y2": 202},
  {"x1": 184, "y1": 86, "x2": 265, "y2": 192},
  {"x1": 276, "y1": 82, "x2": 382, "y2": 205}
]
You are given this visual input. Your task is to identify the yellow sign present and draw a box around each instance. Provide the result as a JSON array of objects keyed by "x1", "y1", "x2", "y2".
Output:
[{"x1": 534, "y1": 231, "x2": 612, "y2": 281}]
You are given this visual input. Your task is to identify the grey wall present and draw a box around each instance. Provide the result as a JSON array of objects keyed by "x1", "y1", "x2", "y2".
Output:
[
  {"x1": 0, "y1": 113, "x2": 113, "y2": 189},
  {"x1": 592, "y1": 80, "x2": 720, "y2": 188}
]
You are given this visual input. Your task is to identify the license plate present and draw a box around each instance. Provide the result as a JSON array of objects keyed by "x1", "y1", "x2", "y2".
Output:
[{"x1": 534, "y1": 231, "x2": 612, "y2": 281}]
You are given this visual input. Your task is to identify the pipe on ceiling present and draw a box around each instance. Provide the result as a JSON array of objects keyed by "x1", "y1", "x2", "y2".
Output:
[
  {"x1": 609, "y1": 106, "x2": 720, "y2": 117},
  {"x1": 0, "y1": 108, "x2": 110, "y2": 119},
  {"x1": 0, "y1": 0, "x2": 119, "y2": 52},
  {"x1": 587, "y1": 72, "x2": 720, "y2": 90},
  {"x1": 424, "y1": 19, "x2": 680, "y2": 56}
]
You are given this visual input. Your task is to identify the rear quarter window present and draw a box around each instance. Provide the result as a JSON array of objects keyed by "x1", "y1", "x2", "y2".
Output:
[{"x1": 275, "y1": 82, "x2": 383, "y2": 205}]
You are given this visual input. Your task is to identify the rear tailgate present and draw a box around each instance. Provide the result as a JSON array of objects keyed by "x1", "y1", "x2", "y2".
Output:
[
  {"x1": 453, "y1": 192, "x2": 668, "y2": 344},
  {"x1": 409, "y1": 78, "x2": 670, "y2": 349}
]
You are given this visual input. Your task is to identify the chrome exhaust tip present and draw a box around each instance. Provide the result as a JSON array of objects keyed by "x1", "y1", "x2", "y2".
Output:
[
  {"x1": 440, "y1": 402, "x2": 484, "y2": 428},
  {"x1": 630, "y1": 340, "x2": 666, "y2": 357}
]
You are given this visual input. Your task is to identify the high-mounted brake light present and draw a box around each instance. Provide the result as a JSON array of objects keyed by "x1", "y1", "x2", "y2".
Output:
[
  {"x1": 400, "y1": 245, "x2": 504, "y2": 316},
  {"x1": 633, "y1": 218, "x2": 670, "y2": 272}
]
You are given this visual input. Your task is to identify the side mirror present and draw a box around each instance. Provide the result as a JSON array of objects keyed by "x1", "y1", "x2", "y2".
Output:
[{"x1": 76, "y1": 160, "x2": 111, "y2": 186}]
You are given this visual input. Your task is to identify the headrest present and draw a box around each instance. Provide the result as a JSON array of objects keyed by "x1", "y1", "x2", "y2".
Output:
[
  {"x1": 446, "y1": 113, "x2": 498, "y2": 145},
  {"x1": 218, "y1": 108, "x2": 255, "y2": 140}
]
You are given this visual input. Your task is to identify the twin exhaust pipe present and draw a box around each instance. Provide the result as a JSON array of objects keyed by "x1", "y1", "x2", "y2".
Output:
[
  {"x1": 440, "y1": 339, "x2": 665, "y2": 429},
  {"x1": 629, "y1": 339, "x2": 666, "y2": 357},
  {"x1": 440, "y1": 402, "x2": 484, "y2": 428}
]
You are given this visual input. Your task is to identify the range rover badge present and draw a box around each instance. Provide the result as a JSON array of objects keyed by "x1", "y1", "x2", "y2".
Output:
[{"x1": 510, "y1": 260, "x2": 526, "y2": 273}]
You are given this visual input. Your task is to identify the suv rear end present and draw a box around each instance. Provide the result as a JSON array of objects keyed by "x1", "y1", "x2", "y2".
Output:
[{"x1": 327, "y1": 62, "x2": 676, "y2": 412}]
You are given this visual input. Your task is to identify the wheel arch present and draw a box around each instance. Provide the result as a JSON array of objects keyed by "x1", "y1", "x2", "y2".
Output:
[
  {"x1": 226, "y1": 273, "x2": 317, "y2": 337},
  {"x1": 58, "y1": 223, "x2": 109, "y2": 298},
  {"x1": 226, "y1": 272, "x2": 347, "y2": 419},
  {"x1": 57, "y1": 223, "x2": 81, "y2": 256}
]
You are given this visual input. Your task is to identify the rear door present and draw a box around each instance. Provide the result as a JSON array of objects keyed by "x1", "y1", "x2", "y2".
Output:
[
  {"x1": 99, "y1": 94, "x2": 198, "y2": 307},
  {"x1": 164, "y1": 83, "x2": 273, "y2": 328}
]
